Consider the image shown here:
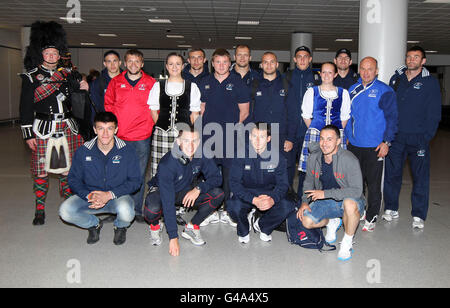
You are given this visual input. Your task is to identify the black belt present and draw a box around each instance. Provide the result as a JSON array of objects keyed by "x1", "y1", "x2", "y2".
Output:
[{"x1": 35, "y1": 112, "x2": 71, "y2": 121}]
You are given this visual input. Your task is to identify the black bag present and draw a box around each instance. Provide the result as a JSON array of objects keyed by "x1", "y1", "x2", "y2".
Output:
[{"x1": 71, "y1": 90, "x2": 96, "y2": 141}]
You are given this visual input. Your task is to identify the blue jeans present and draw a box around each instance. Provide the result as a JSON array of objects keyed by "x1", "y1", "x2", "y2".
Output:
[
  {"x1": 227, "y1": 197, "x2": 295, "y2": 237},
  {"x1": 59, "y1": 195, "x2": 135, "y2": 229},
  {"x1": 124, "y1": 137, "x2": 151, "y2": 216},
  {"x1": 303, "y1": 198, "x2": 365, "y2": 224}
]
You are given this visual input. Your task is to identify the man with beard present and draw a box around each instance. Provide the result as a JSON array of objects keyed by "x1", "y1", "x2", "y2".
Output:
[
  {"x1": 333, "y1": 48, "x2": 358, "y2": 90},
  {"x1": 104, "y1": 49, "x2": 156, "y2": 222},
  {"x1": 383, "y1": 46, "x2": 441, "y2": 229}
]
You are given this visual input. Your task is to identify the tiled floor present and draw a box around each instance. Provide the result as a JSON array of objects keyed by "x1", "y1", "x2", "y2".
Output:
[{"x1": 0, "y1": 125, "x2": 449, "y2": 288}]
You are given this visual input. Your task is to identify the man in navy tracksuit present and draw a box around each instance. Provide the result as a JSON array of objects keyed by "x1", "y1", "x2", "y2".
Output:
[
  {"x1": 228, "y1": 123, "x2": 295, "y2": 244},
  {"x1": 333, "y1": 48, "x2": 359, "y2": 90},
  {"x1": 285, "y1": 46, "x2": 321, "y2": 194},
  {"x1": 59, "y1": 112, "x2": 141, "y2": 245},
  {"x1": 182, "y1": 48, "x2": 209, "y2": 84},
  {"x1": 345, "y1": 57, "x2": 398, "y2": 232},
  {"x1": 89, "y1": 50, "x2": 122, "y2": 123},
  {"x1": 250, "y1": 52, "x2": 296, "y2": 186},
  {"x1": 144, "y1": 126, "x2": 224, "y2": 256},
  {"x1": 230, "y1": 44, "x2": 261, "y2": 88},
  {"x1": 383, "y1": 46, "x2": 441, "y2": 229}
]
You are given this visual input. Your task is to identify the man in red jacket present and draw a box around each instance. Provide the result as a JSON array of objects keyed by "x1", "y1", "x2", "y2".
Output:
[{"x1": 104, "y1": 49, "x2": 156, "y2": 222}]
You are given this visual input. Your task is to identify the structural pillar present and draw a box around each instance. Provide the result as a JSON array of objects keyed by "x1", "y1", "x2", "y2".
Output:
[
  {"x1": 358, "y1": 0, "x2": 408, "y2": 83},
  {"x1": 290, "y1": 32, "x2": 312, "y2": 69}
]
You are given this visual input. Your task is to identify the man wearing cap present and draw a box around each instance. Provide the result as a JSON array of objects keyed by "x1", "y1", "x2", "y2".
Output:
[
  {"x1": 20, "y1": 21, "x2": 89, "y2": 225},
  {"x1": 285, "y1": 46, "x2": 320, "y2": 195},
  {"x1": 383, "y1": 46, "x2": 441, "y2": 229},
  {"x1": 334, "y1": 48, "x2": 359, "y2": 90}
]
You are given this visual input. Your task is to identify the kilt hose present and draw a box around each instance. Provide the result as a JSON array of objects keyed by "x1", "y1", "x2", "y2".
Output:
[{"x1": 149, "y1": 127, "x2": 178, "y2": 179}]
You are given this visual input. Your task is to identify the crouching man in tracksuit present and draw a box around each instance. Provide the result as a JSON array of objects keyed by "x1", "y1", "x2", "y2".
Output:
[
  {"x1": 227, "y1": 122, "x2": 295, "y2": 244},
  {"x1": 59, "y1": 112, "x2": 141, "y2": 245},
  {"x1": 144, "y1": 124, "x2": 224, "y2": 256}
]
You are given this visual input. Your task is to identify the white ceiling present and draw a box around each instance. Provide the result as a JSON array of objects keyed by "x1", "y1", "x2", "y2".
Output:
[{"x1": 0, "y1": 0, "x2": 450, "y2": 53}]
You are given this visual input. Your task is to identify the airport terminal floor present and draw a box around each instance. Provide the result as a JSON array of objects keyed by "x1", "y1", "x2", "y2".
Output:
[{"x1": 1, "y1": 124, "x2": 449, "y2": 288}]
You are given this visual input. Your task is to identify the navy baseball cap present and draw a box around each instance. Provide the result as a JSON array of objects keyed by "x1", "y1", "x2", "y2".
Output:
[
  {"x1": 294, "y1": 46, "x2": 312, "y2": 56},
  {"x1": 335, "y1": 48, "x2": 352, "y2": 59}
]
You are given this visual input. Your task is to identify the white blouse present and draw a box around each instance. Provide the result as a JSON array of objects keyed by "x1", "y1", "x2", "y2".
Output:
[
  {"x1": 301, "y1": 86, "x2": 351, "y2": 122},
  {"x1": 147, "y1": 80, "x2": 202, "y2": 112}
]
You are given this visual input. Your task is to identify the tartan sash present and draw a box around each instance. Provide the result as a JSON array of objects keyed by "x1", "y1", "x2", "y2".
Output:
[{"x1": 34, "y1": 69, "x2": 69, "y2": 103}]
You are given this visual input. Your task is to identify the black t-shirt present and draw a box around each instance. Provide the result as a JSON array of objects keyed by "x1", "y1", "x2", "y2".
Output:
[{"x1": 320, "y1": 156, "x2": 340, "y2": 190}]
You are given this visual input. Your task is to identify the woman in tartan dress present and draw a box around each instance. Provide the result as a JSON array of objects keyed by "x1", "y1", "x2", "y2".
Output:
[
  {"x1": 147, "y1": 53, "x2": 201, "y2": 179},
  {"x1": 298, "y1": 62, "x2": 351, "y2": 172}
]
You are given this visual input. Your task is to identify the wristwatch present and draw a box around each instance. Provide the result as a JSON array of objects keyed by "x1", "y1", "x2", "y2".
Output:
[
  {"x1": 383, "y1": 140, "x2": 392, "y2": 147},
  {"x1": 195, "y1": 186, "x2": 202, "y2": 193}
]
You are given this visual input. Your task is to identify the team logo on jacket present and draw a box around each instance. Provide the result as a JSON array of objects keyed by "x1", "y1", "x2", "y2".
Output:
[
  {"x1": 226, "y1": 83, "x2": 234, "y2": 91},
  {"x1": 205, "y1": 85, "x2": 210, "y2": 90},
  {"x1": 306, "y1": 82, "x2": 314, "y2": 89},
  {"x1": 85, "y1": 156, "x2": 92, "y2": 162},
  {"x1": 414, "y1": 82, "x2": 423, "y2": 90},
  {"x1": 279, "y1": 89, "x2": 286, "y2": 97},
  {"x1": 368, "y1": 89, "x2": 379, "y2": 98},
  {"x1": 256, "y1": 91, "x2": 262, "y2": 96},
  {"x1": 121, "y1": 84, "x2": 126, "y2": 88},
  {"x1": 112, "y1": 155, "x2": 122, "y2": 164},
  {"x1": 244, "y1": 165, "x2": 251, "y2": 170},
  {"x1": 138, "y1": 84, "x2": 146, "y2": 91}
]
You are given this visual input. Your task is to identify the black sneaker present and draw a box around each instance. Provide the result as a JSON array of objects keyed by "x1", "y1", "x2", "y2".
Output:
[
  {"x1": 32, "y1": 211, "x2": 45, "y2": 226},
  {"x1": 113, "y1": 227, "x2": 127, "y2": 245},
  {"x1": 87, "y1": 220, "x2": 103, "y2": 244}
]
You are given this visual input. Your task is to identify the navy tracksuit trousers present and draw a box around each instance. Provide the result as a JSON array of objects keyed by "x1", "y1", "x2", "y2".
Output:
[
  {"x1": 227, "y1": 196, "x2": 295, "y2": 237},
  {"x1": 384, "y1": 133, "x2": 431, "y2": 220}
]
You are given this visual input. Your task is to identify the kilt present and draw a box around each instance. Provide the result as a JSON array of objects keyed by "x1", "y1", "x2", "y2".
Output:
[
  {"x1": 298, "y1": 127, "x2": 346, "y2": 172},
  {"x1": 31, "y1": 121, "x2": 84, "y2": 177},
  {"x1": 149, "y1": 127, "x2": 178, "y2": 178}
]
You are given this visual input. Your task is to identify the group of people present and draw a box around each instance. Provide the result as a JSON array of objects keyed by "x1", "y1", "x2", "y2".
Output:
[{"x1": 20, "y1": 21, "x2": 441, "y2": 261}]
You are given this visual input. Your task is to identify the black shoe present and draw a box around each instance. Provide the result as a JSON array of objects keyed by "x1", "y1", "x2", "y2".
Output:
[
  {"x1": 32, "y1": 211, "x2": 45, "y2": 225},
  {"x1": 113, "y1": 227, "x2": 127, "y2": 245},
  {"x1": 176, "y1": 214, "x2": 187, "y2": 226},
  {"x1": 134, "y1": 215, "x2": 145, "y2": 224},
  {"x1": 87, "y1": 220, "x2": 103, "y2": 244}
]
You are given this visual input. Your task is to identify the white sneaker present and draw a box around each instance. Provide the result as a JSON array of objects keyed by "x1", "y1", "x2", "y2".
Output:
[
  {"x1": 220, "y1": 210, "x2": 237, "y2": 227},
  {"x1": 362, "y1": 217, "x2": 377, "y2": 232},
  {"x1": 253, "y1": 218, "x2": 272, "y2": 242},
  {"x1": 149, "y1": 222, "x2": 164, "y2": 246},
  {"x1": 200, "y1": 211, "x2": 220, "y2": 227},
  {"x1": 360, "y1": 210, "x2": 366, "y2": 221},
  {"x1": 325, "y1": 218, "x2": 342, "y2": 244},
  {"x1": 181, "y1": 224, "x2": 206, "y2": 246},
  {"x1": 247, "y1": 208, "x2": 256, "y2": 232},
  {"x1": 337, "y1": 241, "x2": 353, "y2": 261},
  {"x1": 412, "y1": 217, "x2": 424, "y2": 229},
  {"x1": 382, "y1": 210, "x2": 399, "y2": 222},
  {"x1": 238, "y1": 234, "x2": 250, "y2": 244}
]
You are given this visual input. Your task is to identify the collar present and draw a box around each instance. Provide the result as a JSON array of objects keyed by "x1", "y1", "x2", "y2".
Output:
[{"x1": 84, "y1": 136, "x2": 126, "y2": 151}]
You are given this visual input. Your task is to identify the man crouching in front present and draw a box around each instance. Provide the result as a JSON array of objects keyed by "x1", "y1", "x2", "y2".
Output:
[
  {"x1": 297, "y1": 125, "x2": 365, "y2": 261},
  {"x1": 143, "y1": 124, "x2": 224, "y2": 256},
  {"x1": 59, "y1": 112, "x2": 141, "y2": 245}
]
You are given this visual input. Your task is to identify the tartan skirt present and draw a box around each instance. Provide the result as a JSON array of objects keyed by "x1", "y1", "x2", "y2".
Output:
[
  {"x1": 149, "y1": 127, "x2": 179, "y2": 178},
  {"x1": 298, "y1": 127, "x2": 347, "y2": 172},
  {"x1": 31, "y1": 121, "x2": 84, "y2": 177}
]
